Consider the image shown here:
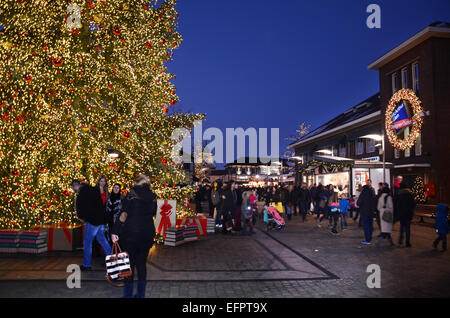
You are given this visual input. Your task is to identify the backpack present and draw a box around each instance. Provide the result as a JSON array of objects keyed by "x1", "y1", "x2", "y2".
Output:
[{"x1": 381, "y1": 194, "x2": 393, "y2": 223}]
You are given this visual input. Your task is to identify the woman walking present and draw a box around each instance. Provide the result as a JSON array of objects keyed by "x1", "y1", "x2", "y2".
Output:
[
  {"x1": 111, "y1": 175, "x2": 157, "y2": 298},
  {"x1": 376, "y1": 185, "x2": 395, "y2": 247},
  {"x1": 106, "y1": 183, "x2": 123, "y2": 245}
]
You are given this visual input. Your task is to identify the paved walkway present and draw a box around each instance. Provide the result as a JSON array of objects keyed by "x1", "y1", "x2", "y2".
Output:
[{"x1": 0, "y1": 213, "x2": 449, "y2": 297}]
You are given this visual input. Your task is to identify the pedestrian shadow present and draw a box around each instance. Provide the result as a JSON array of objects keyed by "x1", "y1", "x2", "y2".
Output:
[{"x1": 413, "y1": 249, "x2": 448, "y2": 258}]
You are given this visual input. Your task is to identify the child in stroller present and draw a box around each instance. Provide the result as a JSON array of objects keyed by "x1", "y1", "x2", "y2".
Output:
[{"x1": 265, "y1": 205, "x2": 286, "y2": 231}]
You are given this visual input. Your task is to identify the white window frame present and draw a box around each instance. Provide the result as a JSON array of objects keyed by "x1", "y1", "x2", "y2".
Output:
[
  {"x1": 394, "y1": 148, "x2": 400, "y2": 159},
  {"x1": 401, "y1": 67, "x2": 408, "y2": 89},
  {"x1": 415, "y1": 131, "x2": 422, "y2": 156},
  {"x1": 356, "y1": 139, "x2": 364, "y2": 155},
  {"x1": 392, "y1": 73, "x2": 398, "y2": 94},
  {"x1": 412, "y1": 62, "x2": 419, "y2": 92}
]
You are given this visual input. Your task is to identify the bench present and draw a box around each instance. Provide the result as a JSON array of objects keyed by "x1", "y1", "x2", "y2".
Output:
[{"x1": 415, "y1": 204, "x2": 437, "y2": 223}]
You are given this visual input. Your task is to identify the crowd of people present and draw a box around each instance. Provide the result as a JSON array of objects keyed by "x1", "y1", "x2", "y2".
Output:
[
  {"x1": 194, "y1": 176, "x2": 448, "y2": 250},
  {"x1": 70, "y1": 175, "x2": 157, "y2": 298},
  {"x1": 68, "y1": 173, "x2": 448, "y2": 298}
]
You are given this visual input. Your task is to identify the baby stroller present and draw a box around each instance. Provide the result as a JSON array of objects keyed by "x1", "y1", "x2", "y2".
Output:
[{"x1": 265, "y1": 206, "x2": 286, "y2": 231}]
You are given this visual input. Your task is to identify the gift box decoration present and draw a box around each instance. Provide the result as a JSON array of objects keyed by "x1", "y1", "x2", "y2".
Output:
[
  {"x1": 33, "y1": 223, "x2": 83, "y2": 251},
  {"x1": 176, "y1": 216, "x2": 207, "y2": 236}
]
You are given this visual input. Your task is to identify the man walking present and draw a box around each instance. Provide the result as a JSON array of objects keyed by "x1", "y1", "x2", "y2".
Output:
[
  {"x1": 299, "y1": 183, "x2": 311, "y2": 222},
  {"x1": 395, "y1": 182, "x2": 416, "y2": 247},
  {"x1": 357, "y1": 180, "x2": 377, "y2": 245},
  {"x1": 71, "y1": 180, "x2": 112, "y2": 271}
]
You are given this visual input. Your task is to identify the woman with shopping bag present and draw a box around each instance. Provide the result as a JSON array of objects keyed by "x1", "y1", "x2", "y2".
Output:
[{"x1": 111, "y1": 175, "x2": 157, "y2": 298}]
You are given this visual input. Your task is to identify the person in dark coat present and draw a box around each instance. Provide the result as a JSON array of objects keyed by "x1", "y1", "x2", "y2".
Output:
[
  {"x1": 203, "y1": 184, "x2": 213, "y2": 216},
  {"x1": 220, "y1": 182, "x2": 234, "y2": 233},
  {"x1": 433, "y1": 204, "x2": 449, "y2": 252},
  {"x1": 314, "y1": 184, "x2": 323, "y2": 219},
  {"x1": 310, "y1": 184, "x2": 317, "y2": 217},
  {"x1": 318, "y1": 185, "x2": 333, "y2": 226},
  {"x1": 106, "y1": 183, "x2": 124, "y2": 245},
  {"x1": 195, "y1": 183, "x2": 204, "y2": 214},
  {"x1": 299, "y1": 183, "x2": 311, "y2": 222},
  {"x1": 111, "y1": 175, "x2": 157, "y2": 298},
  {"x1": 292, "y1": 185, "x2": 300, "y2": 216},
  {"x1": 357, "y1": 184, "x2": 377, "y2": 244},
  {"x1": 284, "y1": 185, "x2": 295, "y2": 221},
  {"x1": 270, "y1": 187, "x2": 281, "y2": 203},
  {"x1": 71, "y1": 177, "x2": 112, "y2": 271},
  {"x1": 232, "y1": 182, "x2": 242, "y2": 231},
  {"x1": 375, "y1": 182, "x2": 384, "y2": 231},
  {"x1": 395, "y1": 182, "x2": 416, "y2": 247}
]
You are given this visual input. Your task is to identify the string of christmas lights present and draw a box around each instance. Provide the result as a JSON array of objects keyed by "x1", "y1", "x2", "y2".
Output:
[
  {"x1": 0, "y1": 0, "x2": 204, "y2": 229},
  {"x1": 385, "y1": 89, "x2": 423, "y2": 151}
]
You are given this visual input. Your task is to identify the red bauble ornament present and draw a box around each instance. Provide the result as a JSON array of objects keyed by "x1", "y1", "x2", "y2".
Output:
[
  {"x1": 112, "y1": 26, "x2": 122, "y2": 35},
  {"x1": 122, "y1": 131, "x2": 131, "y2": 139},
  {"x1": 16, "y1": 116, "x2": 23, "y2": 123},
  {"x1": 145, "y1": 41, "x2": 152, "y2": 48},
  {"x1": 52, "y1": 57, "x2": 63, "y2": 66},
  {"x1": 24, "y1": 75, "x2": 32, "y2": 82},
  {"x1": 163, "y1": 107, "x2": 169, "y2": 114}
]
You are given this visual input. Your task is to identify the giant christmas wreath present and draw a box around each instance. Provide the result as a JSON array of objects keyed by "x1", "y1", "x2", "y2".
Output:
[{"x1": 385, "y1": 89, "x2": 423, "y2": 151}]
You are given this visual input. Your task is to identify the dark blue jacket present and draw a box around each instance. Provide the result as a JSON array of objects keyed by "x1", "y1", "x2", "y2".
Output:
[{"x1": 436, "y1": 204, "x2": 449, "y2": 235}]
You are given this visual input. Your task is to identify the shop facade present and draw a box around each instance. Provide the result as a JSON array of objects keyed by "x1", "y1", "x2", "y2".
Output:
[
  {"x1": 368, "y1": 21, "x2": 450, "y2": 204},
  {"x1": 299, "y1": 155, "x2": 392, "y2": 197},
  {"x1": 288, "y1": 93, "x2": 393, "y2": 194}
]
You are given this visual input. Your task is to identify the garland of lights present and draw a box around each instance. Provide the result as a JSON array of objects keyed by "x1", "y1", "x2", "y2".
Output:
[
  {"x1": 385, "y1": 89, "x2": 423, "y2": 151},
  {"x1": 297, "y1": 160, "x2": 353, "y2": 174},
  {"x1": 0, "y1": 0, "x2": 204, "y2": 229}
]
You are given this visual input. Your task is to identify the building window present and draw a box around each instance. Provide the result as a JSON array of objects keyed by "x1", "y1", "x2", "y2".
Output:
[
  {"x1": 356, "y1": 139, "x2": 364, "y2": 155},
  {"x1": 412, "y1": 62, "x2": 419, "y2": 92},
  {"x1": 339, "y1": 144, "x2": 346, "y2": 158},
  {"x1": 333, "y1": 146, "x2": 339, "y2": 157},
  {"x1": 415, "y1": 131, "x2": 422, "y2": 156},
  {"x1": 366, "y1": 139, "x2": 375, "y2": 153},
  {"x1": 394, "y1": 148, "x2": 400, "y2": 159},
  {"x1": 401, "y1": 67, "x2": 408, "y2": 89},
  {"x1": 404, "y1": 127, "x2": 410, "y2": 157},
  {"x1": 392, "y1": 73, "x2": 398, "y2": 93}
]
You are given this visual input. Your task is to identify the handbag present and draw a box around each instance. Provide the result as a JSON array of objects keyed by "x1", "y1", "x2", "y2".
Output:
[
  {"x1": 381, "y1": 195, "x2": 393, "y2": 223},
  {"x1": 310, "y1": 202, "x2": 315, "y2": 212},
  {"x1": 105, "y1": 242, "x2": 132, "y2": 287}
]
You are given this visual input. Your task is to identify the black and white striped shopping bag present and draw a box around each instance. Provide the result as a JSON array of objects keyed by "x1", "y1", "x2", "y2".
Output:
[{"x1": 105, "y1": 242, "x2": 132, "y2": 287}]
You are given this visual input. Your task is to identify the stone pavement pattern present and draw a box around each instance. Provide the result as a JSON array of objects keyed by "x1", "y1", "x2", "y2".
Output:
[{"x1": 0, "y1": 213, "x2": 449, "y2": 297}]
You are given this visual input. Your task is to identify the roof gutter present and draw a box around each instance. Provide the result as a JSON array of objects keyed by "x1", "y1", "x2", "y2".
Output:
[
  {"x1": 368, "y1": 27, "x2": 450, "y2": 70},
  {"x1": 287, "y1": 111, "x2": 381, "y2": 149}
]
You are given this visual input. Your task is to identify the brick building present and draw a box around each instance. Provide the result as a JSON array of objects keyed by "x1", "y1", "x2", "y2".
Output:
[{"x1": 368, "y1": 21, "x2": 450, "y2": 204}]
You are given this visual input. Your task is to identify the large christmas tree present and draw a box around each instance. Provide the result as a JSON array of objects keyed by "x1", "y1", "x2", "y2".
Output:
[{"x1": 0, "y1": 0, "x2": 203, "y2": 229}]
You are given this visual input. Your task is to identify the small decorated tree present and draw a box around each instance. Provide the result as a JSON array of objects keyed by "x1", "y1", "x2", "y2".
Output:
[{"x1": 412, "y1": 176, "x2": 426, "y2": 204}]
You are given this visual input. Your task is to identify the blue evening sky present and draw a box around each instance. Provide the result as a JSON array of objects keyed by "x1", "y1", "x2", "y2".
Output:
[{"x1": 168, "y1": 0, "x2": 450, "y2": 166}]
